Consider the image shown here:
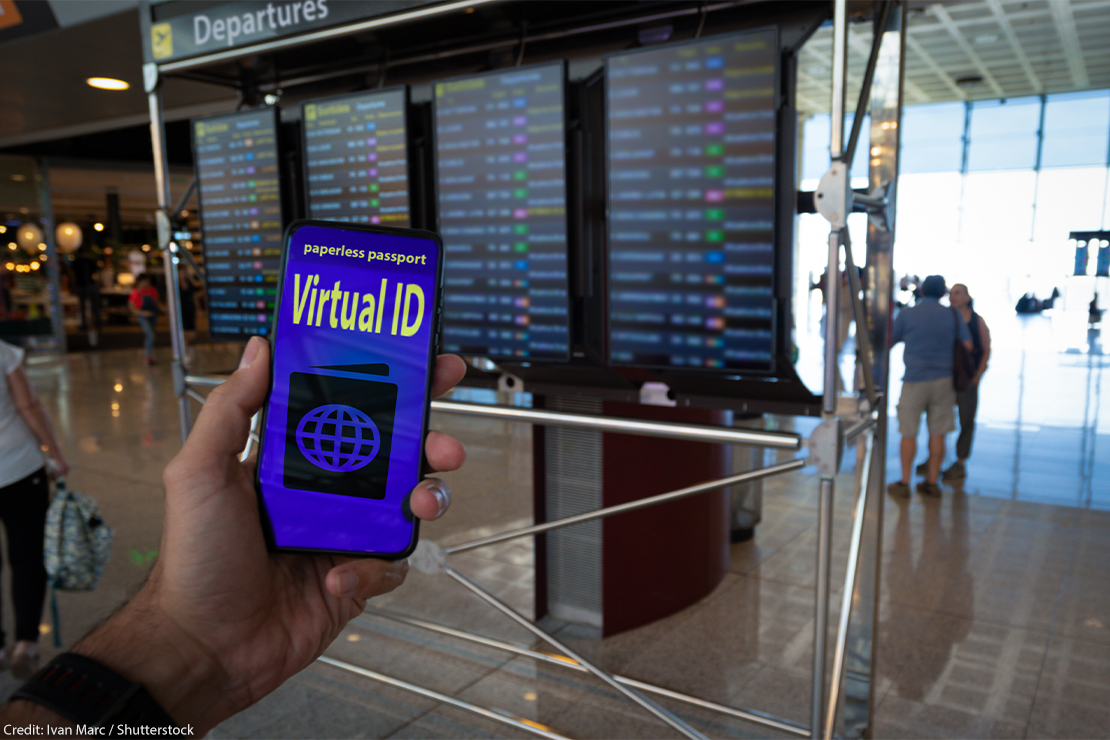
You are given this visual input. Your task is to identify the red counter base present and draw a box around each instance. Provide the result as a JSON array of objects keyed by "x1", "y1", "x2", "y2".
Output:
[
  {"x1": 600, "y1": 402, "x2": 731, "y2": 637},
  {"x1": 533, "y1": 400, "x2": 731, "y2": 638}
]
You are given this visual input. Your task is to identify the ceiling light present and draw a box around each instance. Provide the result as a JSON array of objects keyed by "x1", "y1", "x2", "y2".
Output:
[
  {"x1": 974, "y1": 34, "x2": 998, "y2": 44},
  {"x1": 10, "y1": 174, "x2": 26, "y2": 182},
  {"x1": 94, "y1": 222, "x2": 104, "y2": 232},
  {"x1": 87, "y1": 77, "x2": 130, "y2": 91},
  {"x1": 0, "y1": 225, "x2": 5, "y2": 233}
]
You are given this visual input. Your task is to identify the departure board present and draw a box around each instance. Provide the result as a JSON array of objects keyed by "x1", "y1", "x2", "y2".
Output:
[
  {"x1": 302, "y1": 88, "x2": 410, "y2": 226},
  {"x1": 434, "y1": 62, "x2": 570, "y2": 361},
  {"x1": 606, "y1": 29, "x2": 778, "y2": 371},
  {"x1": 193, "y1": 108, "x2": 284, "y2": 338}
]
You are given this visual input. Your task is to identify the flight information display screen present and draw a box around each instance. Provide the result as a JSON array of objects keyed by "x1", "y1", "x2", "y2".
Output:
[
  {"x1": 302, "y1": 88, "x2": 410, "y2": 226},
  {"x1": 193, "y1": 108, "x2": 284, "y2": 338},
  {"x1": 434, "y1": 62, "x2": 570, "y2": 361},
  {"x1": 606, "y1": 29, "x2": 778, "y2": 371}
]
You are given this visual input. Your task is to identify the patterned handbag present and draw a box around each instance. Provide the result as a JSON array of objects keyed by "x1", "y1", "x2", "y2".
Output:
[{"x1": 44, "y1": 479, "x2": 114, "y2": 645}]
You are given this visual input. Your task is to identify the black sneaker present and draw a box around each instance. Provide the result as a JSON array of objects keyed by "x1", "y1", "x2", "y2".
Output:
[
  {"x1": 887, "y1": 481, "x2": 911, "y2": 498},
  {"x1": 941, "y1": 461, "x2": 966, "y2": 481},
  {"x1": 916, "y1": 481, "x2": 943, "y2": 498}
]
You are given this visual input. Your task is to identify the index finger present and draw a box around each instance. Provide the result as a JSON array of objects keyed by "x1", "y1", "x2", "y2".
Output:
[{"x1": 431, "y1": 354, "x2": 466, "y2": 399}]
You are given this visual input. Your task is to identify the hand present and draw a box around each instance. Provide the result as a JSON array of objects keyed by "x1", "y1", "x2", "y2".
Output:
[
  {"x1": 72, "y1": 337, "x2": 467, "y2": 733},
  {"x1": 47, "y1": 452, "x2": 69, "y2": 479}
]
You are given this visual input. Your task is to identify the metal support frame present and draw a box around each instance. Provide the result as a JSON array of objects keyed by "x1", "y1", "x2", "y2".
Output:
[
  {"x1": 358, "y1": 608, "x2": 811, "y2": 736},
  {"x1": 185, "y1": 373, "x2": 879, "y2": 738},
  {"x1": 147, "y1": 1, "x2": 902, "y2": 736},
  {"x1": 35, "y1": 160, "x2": 67, "y2": 353},
  {"x1": 810, "y1": 3, "x2": 904, "y2": 738},
  {"x1": 145, "y1": 62, "x2": 191, "y2": 442}
]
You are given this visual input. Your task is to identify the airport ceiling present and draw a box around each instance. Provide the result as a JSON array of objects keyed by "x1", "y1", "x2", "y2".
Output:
[
  {"x1": 798, "y1": 0, "x2": 1110, "y2": 114},
  {"x1": 0, "y1": 0, "x2": 1107, "y2": 226},
  {"x1": 1, "y1": 0, "x2": 1108, "y2": 152}
]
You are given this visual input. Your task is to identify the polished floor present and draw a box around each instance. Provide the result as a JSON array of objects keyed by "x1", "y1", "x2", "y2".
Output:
[{"x1": 0, "y1": 308, "x2": 1106, "y2": 739}]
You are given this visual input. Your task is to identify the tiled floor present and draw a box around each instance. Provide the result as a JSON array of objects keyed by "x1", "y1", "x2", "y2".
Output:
[{"x1": 0, "y1": 308, "x2": 1106, "y2": 738}]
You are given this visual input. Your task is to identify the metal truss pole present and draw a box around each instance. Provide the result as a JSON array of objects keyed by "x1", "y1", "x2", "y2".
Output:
[
  {"x1": 317, "y1": 655, "x2": 570, "y2": 740},
  {"x1": 144, "y1": 62, "x2": 191, "y2": 442},
  {"x1": 841, "y1": 4, "x2": 905, "y2": 738},
  {"x1": 443, "y1": 458, "x2": 805, "y2": 554},
  {"x1": 824, "y1": 428, "x2": 874, "y2": 739},
  {"x1": 810, "y1": 0, "x2": 849, "y2": 736},
  {"x1": 35, "y1": 161, "x2": 66, "y2": 354},
  {"x1": 446, "y1": 566, "x2": 708, "y2": 740},
  {"x1": 358, "y1": 609, "x2": 811, "y2": 737}
]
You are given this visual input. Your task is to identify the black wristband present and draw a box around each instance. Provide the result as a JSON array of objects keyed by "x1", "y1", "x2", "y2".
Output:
[{"x1": 10, "y1": 652, "x2": 177, "y2": 729}]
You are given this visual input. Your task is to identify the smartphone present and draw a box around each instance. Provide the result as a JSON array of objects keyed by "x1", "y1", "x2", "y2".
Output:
[{"x1": 255, "y1": 219, "x2": 443, "y2": 558}]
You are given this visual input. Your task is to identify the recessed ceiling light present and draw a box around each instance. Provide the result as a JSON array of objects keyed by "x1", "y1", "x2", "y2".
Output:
[
  {"x1": 974, "y1": 34, "x2": 998, "y2": 44},
  {"x1": 86, "y1": 77, "x2": 130, "y2": 91},
  {"x1": 10, "y1": 174, "x2": 26, "y2": 182}
]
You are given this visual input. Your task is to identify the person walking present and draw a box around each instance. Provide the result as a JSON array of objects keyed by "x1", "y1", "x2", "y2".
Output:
[
  {"x1": 887, "y1": 275, "x2": 972, "y2": 498},
  {"x1": 0, "y1": 339, "x2": 69, "y2": 678},
  {"x1": 942, "y1": 283, "x2": 991, "y2": 481},
  {"x1": 129, "y1": 274, "x2": 163, "y2": 365}
]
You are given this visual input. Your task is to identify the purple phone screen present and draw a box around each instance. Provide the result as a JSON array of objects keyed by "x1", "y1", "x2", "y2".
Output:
[{"x1": 257, "y1": 223, "x2": 440, "y2": 555}]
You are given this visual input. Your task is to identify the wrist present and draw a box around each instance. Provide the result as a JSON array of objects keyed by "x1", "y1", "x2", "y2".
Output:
[{"x1": 72, "y1": 572, "x2": 232, "y2": 733}]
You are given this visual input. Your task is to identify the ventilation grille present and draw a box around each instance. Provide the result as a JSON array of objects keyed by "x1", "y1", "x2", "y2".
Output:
[{"x1": 544, "y1": 396, "x2": 602, "y2": 626}]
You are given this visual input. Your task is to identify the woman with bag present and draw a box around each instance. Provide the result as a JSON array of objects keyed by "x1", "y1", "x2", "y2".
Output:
[
  {"x1": 944, "y1": 283, "x2": 991, "y2": 481},
  {"x1": 0, "y1": 339, "x2": 68, "y2": 678}
]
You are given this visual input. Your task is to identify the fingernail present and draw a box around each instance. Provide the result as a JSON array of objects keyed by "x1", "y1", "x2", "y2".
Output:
[
  {"x1": 424, "y1": 478, "x2": 450, "y2": 517},
  {"x1": 238, "y1": 336, "x2": 263, "y2": 370},
  {"x1": 334, "y1": 569, "x2": 359, "y2": 595}
]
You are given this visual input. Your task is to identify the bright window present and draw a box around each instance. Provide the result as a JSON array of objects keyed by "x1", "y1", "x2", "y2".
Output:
[
  {"x1": 967, "y1": 97, "x2": 1041, "y2": 171},
  {"x1": 899, "y1": 101, "x2": 965, "y2": 174},
  {"x1": 1041, "y1": 91, "x2": 1110, "y2": 168}
]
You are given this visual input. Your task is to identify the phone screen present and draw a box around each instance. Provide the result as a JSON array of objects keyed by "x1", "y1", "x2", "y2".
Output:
[{"x1": 256, "y1": 221, "x2": 442, "y2": 557}]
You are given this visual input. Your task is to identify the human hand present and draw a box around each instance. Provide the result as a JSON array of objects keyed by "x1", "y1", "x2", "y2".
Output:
[
  {"x1": 46, "y1": 452, "x2": 68, "y2": 479},
  {"x1": 72, "y1": 337, "x2": 467, "y2": 733}
]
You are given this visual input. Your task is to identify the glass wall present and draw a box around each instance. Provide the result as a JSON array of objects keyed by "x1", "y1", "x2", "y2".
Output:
[{"x1": 797, "y1": 89, "x2": 1110, "y2": 329}]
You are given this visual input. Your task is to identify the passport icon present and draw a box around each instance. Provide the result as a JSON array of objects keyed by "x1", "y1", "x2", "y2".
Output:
[{"x1": 283, "y1": 367, "x2": 397, "y2": 499}]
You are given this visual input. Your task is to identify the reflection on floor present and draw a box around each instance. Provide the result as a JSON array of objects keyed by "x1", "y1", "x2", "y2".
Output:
[{"x1": 0, "y1": 308, "x2": 1104, "y2": 739}]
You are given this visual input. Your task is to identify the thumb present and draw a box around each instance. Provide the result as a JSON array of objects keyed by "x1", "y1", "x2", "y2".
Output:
[{"x1": 181, "y1": 336, "x2": 270, "y2": 467}]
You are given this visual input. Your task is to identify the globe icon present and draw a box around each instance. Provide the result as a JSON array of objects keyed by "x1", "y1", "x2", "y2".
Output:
[{"x1": 295, "y1": 403, "x2": 381, "y2": 472}]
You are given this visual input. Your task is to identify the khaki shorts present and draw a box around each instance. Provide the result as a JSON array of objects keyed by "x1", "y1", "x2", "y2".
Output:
[{"x1": 897, "y1": 377, "x2": 957, "y2": 437}]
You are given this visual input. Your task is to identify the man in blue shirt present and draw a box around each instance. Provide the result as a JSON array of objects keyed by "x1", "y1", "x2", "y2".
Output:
[{"x1": 888, "y1": 275, "x2": 972, "y2": 498}]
